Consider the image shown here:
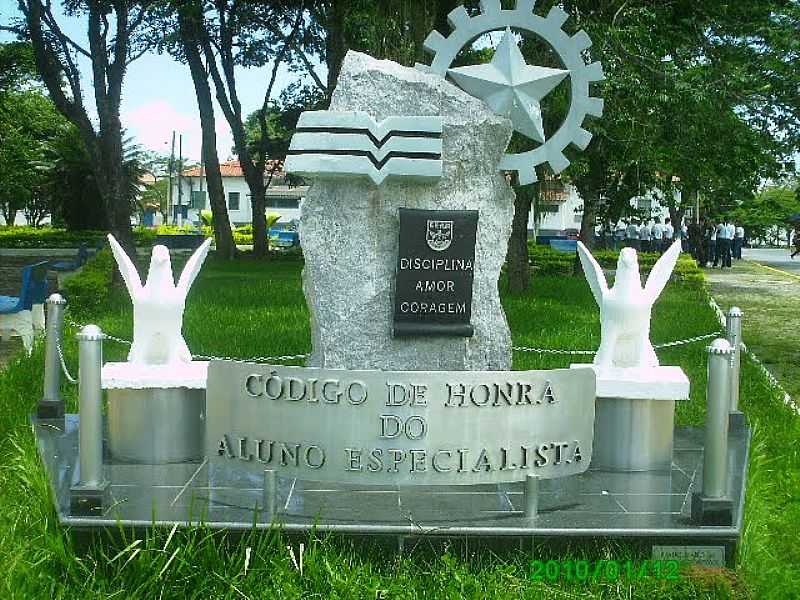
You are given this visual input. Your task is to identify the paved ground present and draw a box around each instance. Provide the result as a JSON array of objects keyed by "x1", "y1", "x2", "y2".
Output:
[
  {"x1": 741, "y1": 247, "x2": 800, "y2": 277},
  {"x1": 705, "y1": 254, "x2": 800, "y2": 400}
]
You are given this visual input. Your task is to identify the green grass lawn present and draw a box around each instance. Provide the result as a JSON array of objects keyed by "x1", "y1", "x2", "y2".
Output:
[{"x1": 0, "y1": 257, "x2": 798, "y2": 598}]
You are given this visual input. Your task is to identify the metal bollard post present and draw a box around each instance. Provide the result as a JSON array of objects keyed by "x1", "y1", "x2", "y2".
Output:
[
  {"x1": 70, "y1": 324, "x2": 109, "y2": 515},
  {"x1": 726, "y1": 307, "x2": 746, "y2": 429},
  {"x1": 691, "y1": 338, "x2": 734, "y2": 525},
  {"x1": 523, "y1": 474, "x2": 539, "y2": 520},
  {"x1": 263, "y1": 469, "x2": 277, "y2": 520},
  {"x1": 37, "y1": 294, "x2": 67, "y2": 420}
]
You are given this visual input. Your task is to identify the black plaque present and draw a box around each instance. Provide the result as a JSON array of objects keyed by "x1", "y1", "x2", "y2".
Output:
[{"x1": 393, "y1": 208, "x2": 478, "y2": 337}]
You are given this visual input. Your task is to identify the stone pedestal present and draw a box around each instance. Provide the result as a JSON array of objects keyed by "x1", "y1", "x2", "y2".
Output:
[
  {"x1": 571, "y1": 365, "x2": 690, "y2": 471},
  {"x1": 300, "y1": 51, "x2": 515, "y2": 371},
  {"x1": 102, "y1": 362, "x2": 208, "y2": 464}
]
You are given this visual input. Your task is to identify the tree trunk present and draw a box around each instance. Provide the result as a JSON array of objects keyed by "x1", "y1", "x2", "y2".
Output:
[
  {"x1": 96, "y1": 123, "x2": 135, "y2": 252},
  {"x1": 506, "y1": 180, "x2": 532, "y2": 293},
  {"x1": 1, "y1": 204, "x2": 16, "y2": 225},
  {"x1": 179, "y1": 6, "x2": 237, "y2": 260},
  {"x1": 579, "y1": 199, "x2": 597, "y2": 248},
  {"x1": 668, "y1": 205, "x2": 685, "y2": 238},
  {"x1": 248, "y1": 179, "x2": 269, "y2": 257},
  {"x1": 325, "y1": 0, "x2": 349, "y2": 97}
]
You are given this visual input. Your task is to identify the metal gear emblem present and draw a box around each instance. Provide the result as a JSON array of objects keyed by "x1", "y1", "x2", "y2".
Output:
[{"x1": 419, "y1": 0, "x2": 604, "y2": 184}]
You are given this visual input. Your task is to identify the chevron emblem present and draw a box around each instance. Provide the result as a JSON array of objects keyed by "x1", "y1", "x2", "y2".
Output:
[{"x1": 284, "y1": 111, "x2": 443, "y2": 185}]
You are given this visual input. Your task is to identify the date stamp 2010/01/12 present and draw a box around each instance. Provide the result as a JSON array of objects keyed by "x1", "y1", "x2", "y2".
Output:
[{"x1": 531, "y1": 559, "x2": 681, "y2": 582}]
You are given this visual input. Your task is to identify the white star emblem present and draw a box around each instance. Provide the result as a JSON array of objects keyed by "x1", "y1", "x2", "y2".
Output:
[{"x1": 447, "y1": 28, "x2": 569, "y2": 144}]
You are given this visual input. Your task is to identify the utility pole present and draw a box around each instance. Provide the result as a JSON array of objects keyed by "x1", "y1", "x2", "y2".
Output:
[
  {"x1": 199, "y1": 151, "x2": 205, "y2": 210},
  {"x1": 695, "y1": 190, "x2": 701, "y2": 225},
  {"x1": 167, "y1": 131, "x2": 175, "y2": 225},
  {"x1": 177, "y1": 134, "x2": 184, "y2": 227}
]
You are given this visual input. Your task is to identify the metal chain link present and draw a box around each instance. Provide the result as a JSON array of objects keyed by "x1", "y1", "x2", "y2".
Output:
[
  {"x1": 192, "y1": 353, "x2": 309, "y2": 363},
  {"x1": 652, "y1": 331, "x2": 721, "y2": 349},
  {"x1": 63, "y1": 313, "x2": 720, "y2": 362},
  {"x1": 512, "y1": 330, "x2": 722, "y2": 356},
  {"x1": 511, "y1": 346, "x2": 595, "y2": 355},
  {"x1": 56, "y1": 340, "x2": 77, "y2": 385},
  {"x1": 65, "y1": 316, "x2": 306, "y2": 363}
]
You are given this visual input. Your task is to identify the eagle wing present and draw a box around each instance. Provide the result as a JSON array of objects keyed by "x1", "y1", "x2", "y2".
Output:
[
  {"x1": 644, "y1": 240, "x2": 682, "y2": 302},
  {"x1": 177, "y1": 237, "x2": 212, "y2": 294},
  {"x1": 107, "y1": 234, "x2": 142, "y2": 297},
  {"x1": 576, "y1": 241, "x2": 609, "y2": 306}
]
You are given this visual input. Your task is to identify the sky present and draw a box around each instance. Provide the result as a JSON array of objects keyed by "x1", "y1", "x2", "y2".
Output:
[{"x1": 0, "y1": 3, "x2": 326, "y2": 163}]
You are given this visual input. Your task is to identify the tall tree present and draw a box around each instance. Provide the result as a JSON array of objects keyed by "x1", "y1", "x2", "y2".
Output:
[
  {"x1": 178, "y1": 2, "x2": 308, "y2": 257},
  {"x1": 4, "y1": 0, "x2": 156, "y2": 250},
  {"x1": 562, "y1": 0, "x2": 799, "y2": 247},
  {"x1": 174, "y1": 1, "x2": 237, "y2": 259}
]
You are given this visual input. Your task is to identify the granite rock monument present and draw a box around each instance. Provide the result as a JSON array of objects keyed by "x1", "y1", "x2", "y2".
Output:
[{"x1": 298, "y1": 51, "x2": 515, "y2": 371}]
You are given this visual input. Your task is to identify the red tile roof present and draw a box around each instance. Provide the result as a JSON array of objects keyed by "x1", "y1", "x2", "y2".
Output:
[{"x1": 182, "y1": 159, "x2": 284, "y2": 178}]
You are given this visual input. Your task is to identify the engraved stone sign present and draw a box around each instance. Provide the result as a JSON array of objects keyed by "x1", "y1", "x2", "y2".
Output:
[
  {"x1": 394, "y1": 208, "x2": 478, "y2": 337},
  {"x1": 206, "y1": 361, "x2": 596, "y2": 486}
]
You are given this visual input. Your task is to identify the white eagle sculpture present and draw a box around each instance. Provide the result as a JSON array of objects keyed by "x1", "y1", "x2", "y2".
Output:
[
  {"x1": 577, "y1": 240, "x2": 682, "y2": 369},
  {"x1": 107, "y1": 234, "x2": 211, "y2": 366}
]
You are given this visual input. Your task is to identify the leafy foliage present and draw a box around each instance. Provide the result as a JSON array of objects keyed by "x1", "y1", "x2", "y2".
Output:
[
  {"x1": 730, "y1": 184, "x2": 800, "y2": 244},
  {"x1": 528, "y1": 244, "x2": 703, "y2": 285}
]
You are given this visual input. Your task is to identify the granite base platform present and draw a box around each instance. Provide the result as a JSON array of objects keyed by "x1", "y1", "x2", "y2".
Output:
[{"x1": 33, "y1": 415, "x2": 749, "y2": 567}]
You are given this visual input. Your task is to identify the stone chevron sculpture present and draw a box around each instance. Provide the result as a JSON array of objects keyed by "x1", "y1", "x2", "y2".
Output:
[
  {"x1": 108, "y1": 234, "x2": 211, "y2": 366},
  {"x1": 577, "y1": 240, "x2": 682, "y2": 369},
  {"x1": 285, "y1": 111, "x2": 443, "y2": 185}
]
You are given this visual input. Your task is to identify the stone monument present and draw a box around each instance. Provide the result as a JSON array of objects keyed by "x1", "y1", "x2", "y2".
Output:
[{"x1": 296, "y1": 51, "x2": 515, "y2": 371}]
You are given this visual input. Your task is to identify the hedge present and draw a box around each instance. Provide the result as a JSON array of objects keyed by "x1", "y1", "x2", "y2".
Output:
[
  {"x1": 529, "y1": 243, "x2": 703, "y2": 284},
  {"x1": 60, "y1": 248, "x2": 115, "y2": 316},
  {"x1": 0, "y1": 225, "x2": 288, "y2": 249},
  {"x1": 0, "y1": 226, "x2": 157, "y2": 249}
]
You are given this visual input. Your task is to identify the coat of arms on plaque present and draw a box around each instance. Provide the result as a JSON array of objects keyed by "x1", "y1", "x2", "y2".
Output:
[{"x1": 426, "y1": 220, "x2": 453, "y2": 252}]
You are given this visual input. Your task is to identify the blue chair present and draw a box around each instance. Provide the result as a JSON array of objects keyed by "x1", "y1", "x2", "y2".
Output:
[
  {"x1": 50, "y1": 242, "x2": 90, "y2": 272},
  {"x1": 0, "y1": 261, "x2": 49, "y2": 354},
  {"x1": 549, "y1": 239, "x2": 578, "y2": 253}
]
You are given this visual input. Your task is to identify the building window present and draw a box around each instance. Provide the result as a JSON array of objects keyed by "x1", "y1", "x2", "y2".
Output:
[
  {"x1": 191, "y1": 190, "x2": 206, "y2": 209},
  {"x1": 267, "y1": 195, "x2": 300, "y2": 209},
  {"x1": 539, "y1": 203, "x2": 560, "y2": 214},
  {"x1": 228, "y1": 191, "x2": 240, "y2": 210},
  {"x1": 637, "y1": 197, "x2": 652, "y2": 213}
]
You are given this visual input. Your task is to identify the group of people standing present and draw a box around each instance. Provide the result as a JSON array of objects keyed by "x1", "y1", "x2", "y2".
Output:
[
  {"x1": 607, "y1": 217, "x2": 681, "y2": 253},
  {"x1": 698, "y1": 218, "x2": 745, "y2": 268},
  {"x1": 599, "y1": 216, "x2": 747, "y2": 269}
]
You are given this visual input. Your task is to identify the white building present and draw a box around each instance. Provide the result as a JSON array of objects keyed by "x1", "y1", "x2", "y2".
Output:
[
  {"x1": 531, "y1": 178, "x2": 685, "y2": 236},
  {"x1": 171, "y1": 160, "x2": 308, "y2": 227}
]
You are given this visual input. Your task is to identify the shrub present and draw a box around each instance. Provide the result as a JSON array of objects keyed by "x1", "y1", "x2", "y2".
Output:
[
  {"x1": 528, "y1": 243, "x2": 703, "y2": 283},
  {"x1": 61, "y1": 248, "x2": 115, "y2": 315},
  {"x1": 0, "y1": 226, "x2": 157, "y2": 248}
]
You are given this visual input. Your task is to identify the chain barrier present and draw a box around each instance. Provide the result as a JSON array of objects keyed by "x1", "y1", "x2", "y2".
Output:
[
  {"x1": 56, "y1": 341, "x2": 78, "y2": 385},
  {"x1": 192, "y1": 353, "x2": 310, "y2": 363},
  {"x1": 65, "y1": 315, "x2": 306, "y2": 363},
  {"x1": 62, "y1": 312, "x2": 720, "y2": 363},
  {"x1": 652, "y1": 331, "x2": 722, "y2": 349},
  {"x1": 512, "y1": 331, "x2": 722, "y2": 356},
  {"x1": 512, "y1": 346, "x2": 594, "y2": 355}
]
